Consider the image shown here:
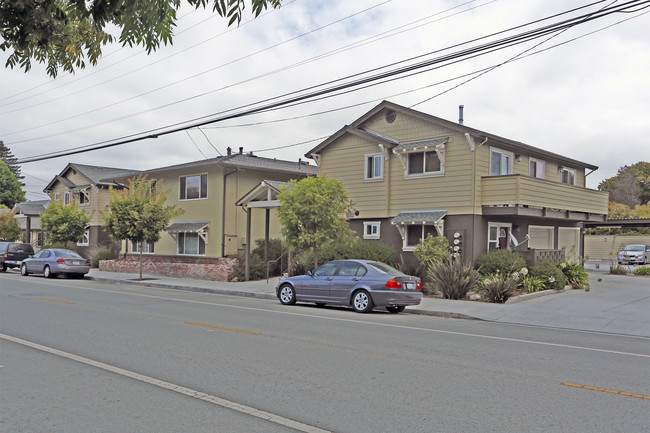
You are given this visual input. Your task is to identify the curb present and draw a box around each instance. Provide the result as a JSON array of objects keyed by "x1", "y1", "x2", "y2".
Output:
[{"x1": 505, "y1": 288, "x2": 566, "y2": 304}]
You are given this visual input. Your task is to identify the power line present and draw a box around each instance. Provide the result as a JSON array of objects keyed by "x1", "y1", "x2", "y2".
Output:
[{"x1": 13, "y1": 0, "x2": 648, "y2": 164}]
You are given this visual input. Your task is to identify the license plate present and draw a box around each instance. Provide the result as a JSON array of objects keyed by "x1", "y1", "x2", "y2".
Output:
[
  {"x1": 404, "y1": 283, "x2": 413, "y2": 290},
  {"x1": 72, "y1": 260, "x2": 82, "y2": 265}
]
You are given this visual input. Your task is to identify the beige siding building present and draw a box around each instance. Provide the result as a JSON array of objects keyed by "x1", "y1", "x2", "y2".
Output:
[{"x1": 306, "y1": 101, "x2": 609, "y2": 266}]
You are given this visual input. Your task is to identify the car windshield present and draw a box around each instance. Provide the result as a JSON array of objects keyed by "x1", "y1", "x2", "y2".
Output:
[
  {"x1": 366, "y1": 262, "x2": 405, "y2": 275},
  {"x1": 8, "y1": 243, "x2": 33, "y2": 253},
  {"x1": 623, "y1": 245, "x2": 644, "y2": 251},
  {"x1": 53, "y1": 250, "x2": 82, "y2": 258}
]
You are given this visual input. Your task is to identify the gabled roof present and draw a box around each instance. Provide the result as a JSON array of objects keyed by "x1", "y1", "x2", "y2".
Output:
[
  {"x1": 44, "y1": 163, "x2": 140, "y2": 192},
  {"x1": 113, "y1": 153, "x2": 315, "y2": 182},
  {"x1": 306, "y1": 100, "x2": 598, "y2": 171},
  {"x1": 235, "y1": 179, "x2": 292, "y2": 207},
  {"x1": 12, "y1": 200, "x2": 49, "y2": 216}
]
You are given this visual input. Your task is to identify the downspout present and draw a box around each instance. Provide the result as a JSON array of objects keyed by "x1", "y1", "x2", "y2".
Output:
[{"x1": 221, "y1": 169, "x2": 238, "y2": 257}]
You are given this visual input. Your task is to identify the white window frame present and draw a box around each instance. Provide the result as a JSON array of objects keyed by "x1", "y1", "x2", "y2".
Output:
[
  {"x1": 561, "y1": 167, "x2": 576, "y2": 185},
  {"x1": 54, "y1": 192, "x2": 61, "y2": 202},
  {"x1": 528, "y1": 225, "x2": 554, "y2": 249},
  {"x1": 63, "y1": 191, "x2": 71, "y2": 206},
  {"x1": 405, "y1": 150, "x2": 443, "y2": 179},
  {"x1": 77, "y1": 228, "x2": 90, "y2": 246},
  {"x1": 487, "y1": 222, "x2": 512, "y2": 251},
  {"x1": 132, "y1": 240, "x2": 155, "y2": 254},
  {"x1": 402, "y1": 224, "x2": 441, "y2": 251},
  {"x1": 177, "y1": 232, "x2": 206, "y2": 256},
  {"x1": 179, "y1": 173, "x2": 208, "y2": 201},
  {"x1": 364, "y1": 153, "x2": 384, "y2": 181},
  {"x1": 490, "y1": 147, "x2": 514, "y2": 176},
  {"x1": 529, "y1": 158, "x2": 545, "y2": 179},
  {"x1": 363, "y1": 221, "x2": 381, "y2": 240}
]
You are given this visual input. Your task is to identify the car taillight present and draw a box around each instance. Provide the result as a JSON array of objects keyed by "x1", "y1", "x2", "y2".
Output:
[
  {"x1": 3, "y1": 253, "x2": 6, "y2": 259},
  {"x1": 56, "y1": 258, "x2": 65, "y2": 263},
  {"x1": 416, "y1": 280, "x2": 422, "y2": 290},
  {"x1": 85, "y1": 260, "x2": 90, "y2": 266},
  {"x1": 385, "y1": 278, "x2": 402, "y2": 289}
]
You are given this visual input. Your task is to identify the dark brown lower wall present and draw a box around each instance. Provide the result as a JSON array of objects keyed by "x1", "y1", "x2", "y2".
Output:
[{"x1": 99, "y1": 255, "x2": 238, "y2": 281}]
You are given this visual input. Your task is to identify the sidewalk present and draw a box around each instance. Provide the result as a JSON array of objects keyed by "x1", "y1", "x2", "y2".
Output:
[{"x1": 87, "y1": 269, "x2": 650, "y2": 337}]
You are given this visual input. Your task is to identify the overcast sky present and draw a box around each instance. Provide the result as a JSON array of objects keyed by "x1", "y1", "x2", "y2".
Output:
[{"x1": 1, "y1": 0, "x2": 649, "y2": 201}]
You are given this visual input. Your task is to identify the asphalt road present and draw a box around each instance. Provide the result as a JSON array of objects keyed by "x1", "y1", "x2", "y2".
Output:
[{"x1": 1, "y1": 274, "x2": 649, "y2": 433}]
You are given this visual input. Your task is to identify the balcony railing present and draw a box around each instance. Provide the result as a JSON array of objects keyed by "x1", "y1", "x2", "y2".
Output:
[{"x1": 481, "y1": 175, "x2": 608, "y2": 215}]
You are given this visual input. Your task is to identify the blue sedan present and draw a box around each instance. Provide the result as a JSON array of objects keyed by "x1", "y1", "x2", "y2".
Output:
[
  {"x1": 276, "y1": 260, "x2": 422, "y2": 313},
  {"x1": 21, "y1": 248, "x2": 90, "y2": 279}
]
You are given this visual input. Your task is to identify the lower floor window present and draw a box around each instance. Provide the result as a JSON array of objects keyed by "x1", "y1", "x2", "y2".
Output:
[
  {"x1": 178, "y1": 232, "x2": 206, "y2": 255},
  {"x1": 406, "y1": 225, "x2": 437, "y2": 248},
  {"x1": 132, "y1": 240, "x2": 155, "y2": 254},
  {"x1": 363, "y1": 221, "x2": 381, "y2": 239},
  {"x1": 77, "y1": 229, "x2": 89, "y2": 246},
  {"x1": 488, "y1": 223, "x2": 512, "y2": 251}
]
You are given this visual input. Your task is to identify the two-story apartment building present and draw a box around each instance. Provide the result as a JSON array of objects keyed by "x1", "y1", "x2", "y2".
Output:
[
  {"x1": 103, "y1": 148, "x2": 314, "y2": 279},
  {"x1": 11, "y1": 200, "x2": 49, "y2": 248},
  {"x1": 305, "y1": 101, "x2": 609, "y2": 266},
  {"x1": 43, "y1": 163, "x2": 141, "y2": 256}
]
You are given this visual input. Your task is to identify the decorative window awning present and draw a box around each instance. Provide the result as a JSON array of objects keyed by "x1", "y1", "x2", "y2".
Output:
[
  {"x1": 392, "y1": 137, "x2": 448, "y2": 170},
  {"x1": 166, "y1": 221, "x2": 209, "y2": 243},
  {"x1": 391, "y1": 210, "x2": 447, "y2": 237}
]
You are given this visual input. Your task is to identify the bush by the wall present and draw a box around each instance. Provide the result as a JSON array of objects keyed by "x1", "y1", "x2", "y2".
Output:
[
  {"x1": 530, "y1": 261, "x2": 566, "y2": 290},
  {"x1": 521, "y1": 275, "x2": 546, "y2": 293},
  {"x1": 428, "y1": 260, "x2": 481, "y2": 299},
  {"x1": 414, "y1": 234, "x2": 450, "y2": 267},
  {"x1": 90, "y1": 248, "x2": 113, "y2": 268},
  {"x1": 476, "y1": 249, "x2": 526, "y2": 277},
  {"x1": 301, "y1": 240, "x2": 397, "y2": 273},
  {"x1": 480, "y1": 273, "x2": 518, "y2": 303},
  {"x1": 559, "y1": 261, "x2": 590, "y2": 290}
]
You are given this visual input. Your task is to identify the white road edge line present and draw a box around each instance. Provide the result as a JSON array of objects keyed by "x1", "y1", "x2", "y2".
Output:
[{"x1": 0, "y1": 333, "x2": 331, "y2": 433}]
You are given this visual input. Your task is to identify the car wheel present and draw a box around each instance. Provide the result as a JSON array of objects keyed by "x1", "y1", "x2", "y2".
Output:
[
  {"x1": 44, "y1": 265, "x2": 55, "y2": 279},
  {"x1": 20, "y1": 263, "x2": 29, "y2": 276},
  {"x1": 1, "y1": 264, "x2": 7, "y2": 272},
  {"x1": 352, "y1": 290, "x2": 374, "y2": 313},
  {"x1": 386, "y1": 306, "x2": 405, "y2": 314},
  {"x1": 279, "y1": 284, "x2": 296, "y2": 305}
]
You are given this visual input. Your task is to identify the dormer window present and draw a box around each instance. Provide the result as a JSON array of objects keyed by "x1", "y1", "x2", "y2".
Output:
[
  {"x1": 392, "y1": 137, "x2": 447, "y2": 179},
  {"x1": 561, "y1": 167, "x2": 576, "y2": 185}
]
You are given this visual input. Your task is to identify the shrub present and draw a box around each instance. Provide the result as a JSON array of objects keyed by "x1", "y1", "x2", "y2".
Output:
[
  {"x1": 302, "y1": 240, "x2": 396, "y2": 272},
  {"x1": 634, "y1": 266, "x2": 650, "y2": 276},
  {"x1": 476, "y1": 249, "x2": 526, "y2": 277},
  {"x1": 609, "y1": 264, "x2": 628, "y2": 275},
  {"x1": 558, "y1": 261, "x2": 590, "y2": 290},
  {"x1": 252, "y1": 238, "x2": 284, "y2": 276},
  {"x1": 521, "y1": 275, "x2": 546, "y2": 293},
  {"x1": 480, "y1": 273, "x2": 518, "y2": 303},
  {"x1": 232, "y1": 238, "x2": 285, "y2": 281},
  {"x1": 414, "y1": 234, "x2": 450, "y2": 266},
  {"x1": 90, "y1": 248, "x2": 113, "y2": 268},
  {"x1": 428, "y1": 260, "x2": 481, "y2": 299},
  {"x1": 530, "y1": 261, "x2": 566, "y2": 290}
]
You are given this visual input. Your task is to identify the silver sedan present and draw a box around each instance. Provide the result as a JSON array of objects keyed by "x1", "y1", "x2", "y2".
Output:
[
  {"x1": 20, "y1": 249, "x2": 90, "y2": 279},
  {"x1": 276, "y1": 260, "x2": 422, "y2": 313}
]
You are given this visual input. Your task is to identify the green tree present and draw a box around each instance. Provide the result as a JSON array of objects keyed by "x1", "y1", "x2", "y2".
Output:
[
  {"x1": 0, "y1": 141, "x2": 23, "y2": 182},
  {"x1": 1, "y1": 0, "x2": 282, "y2": 78},
  {"x1": 608, "y1": 202, "x2": 631, "y2": 219},
  {"x1": 599, "y1": 162, "x2": 650, "y2": 205},
  {"x1": 277, "y1": 176, "x2": 355, "y2": 268},
  {"x1": 40, "y1": 200, "x2": 91, "y2": 247},
  {"x1": 103, "y1": 174, "x2": 184, "y2": 279},
  {"x1": 414, "y1": 234, "x2": 450, "y2": 267},
  {"x1": 0, "y1": 163, "x2": 25, "y2": 208},
  {"x1": 631, "y1": 203, "x2": 650, "y2": 218},
  {"x1": 0, "y1": 211, "x2": 22, "y2": 242}
]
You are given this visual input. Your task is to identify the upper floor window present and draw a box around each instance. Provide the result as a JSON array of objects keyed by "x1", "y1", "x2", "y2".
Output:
[
  {"x1": 529, "y1": 158, "x2": 545, "y2": 179},
  {"x1": 364, "y1": 154, "x2": 384, "y2": 181},
  {"x1": 64, "y1": 191, "x2": 71, "y2": 205},
  {"x1": 561, "y1": 167, "x2": 576, "y2": 185},
  {"x1": 180, "y1": 174, "x2": 207, "y2": 200},
  {"x1": 490, "y1": 148, "x2": 513, "y2": 176},
  {"x1": 54, "y1": 192, "x2": 61, "y2": 202},
  {"x1": 407, "y1": 151, "x2": 442, "y2": 177}
]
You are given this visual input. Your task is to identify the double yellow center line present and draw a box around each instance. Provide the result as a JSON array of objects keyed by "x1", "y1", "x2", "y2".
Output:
[
  {"x1": 185, "y1": 321, "x2": 260, "y2": 335},
  {"x1": 563, "y1": 382, "x2": 650, "y2": 400}
]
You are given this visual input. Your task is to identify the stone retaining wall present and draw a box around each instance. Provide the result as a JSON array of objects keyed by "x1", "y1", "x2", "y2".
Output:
[{"x1": 99, "y1": 255, "x2": 238, "y2": 281}]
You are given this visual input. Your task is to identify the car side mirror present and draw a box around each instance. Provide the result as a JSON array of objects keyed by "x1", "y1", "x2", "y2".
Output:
[{"x1": 307, "y1": 270, "x2": 313, "y2": 277}]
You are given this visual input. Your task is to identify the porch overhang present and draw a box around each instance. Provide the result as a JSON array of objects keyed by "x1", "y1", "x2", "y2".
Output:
[
  {"x1": 391, "y1": 210, "x2": 447, "y2": 238},
  {"x1": 482, "y1": 205, "x2": 607, "y2": 222},
  {"x1": 166, "y1": 221, "x2": 209, "y2": 243}
]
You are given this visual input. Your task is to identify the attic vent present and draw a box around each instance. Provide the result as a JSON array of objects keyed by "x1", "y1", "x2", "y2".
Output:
[{"x1": 385, "y1": 110, "x2": 396, "y2": 123}]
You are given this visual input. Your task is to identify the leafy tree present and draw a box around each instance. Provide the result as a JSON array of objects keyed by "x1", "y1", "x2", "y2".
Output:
[
  {"x1": 608, "y1": 202, "x2": 631, "y2": 219},
  {"x1": 0, "y1": 211, "x2": 22, "y2": 242},
  {"x1": 631, "y1": 203, "x2": 650, "y2": 218},
  {"x1": 599, "y1": 162, "x2": 650, "y2": 205},
  {"x1": 277, "y1": 175, "x2": 355, "y2": 268},
  {"x1": 40, "y1": 200, "x2": 91, "y2": 247},
  {"x1": 1, "y1": 0, "x2": 282, "y2": 78},
  {"x1": 414, "y1": 234, "x2": 450, "y2": 267},
  {"x1": 103, "y1": 174, "x2": 184, "y2": 279},
  {"x1": 0, "y1": 163, "x2": 25, "y2": 208},
  {"x1": 0, "y1": 141, "x2": 23, "y2": 182}
]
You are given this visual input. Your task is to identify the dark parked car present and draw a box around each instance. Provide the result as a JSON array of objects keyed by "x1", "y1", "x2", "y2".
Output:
[
  {"x1": 276, "y1": 260, "x2": 422, "y2": 313},
  {"x1": 20, "y1": 248, "x2": 90, "y2": 279},
  {"x1": 0, "y1": 242, "x2": 35, "y2": 272}
]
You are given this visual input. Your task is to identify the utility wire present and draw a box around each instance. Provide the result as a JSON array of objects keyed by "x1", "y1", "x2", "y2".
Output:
[{"x1": 14, "y1": 0, "x2": 648, "y2": 164}]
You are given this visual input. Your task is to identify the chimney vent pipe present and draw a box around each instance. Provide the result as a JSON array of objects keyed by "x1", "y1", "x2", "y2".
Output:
[
  {"x1": 459, "y1": 105, "x2": 464, "y2": 125},
  {"x1": 239, "y1": 146, "x2": 243, "y2": 154},
  {"x1": 227, "y1": 147, "x2": 231, "y2": 156}
]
